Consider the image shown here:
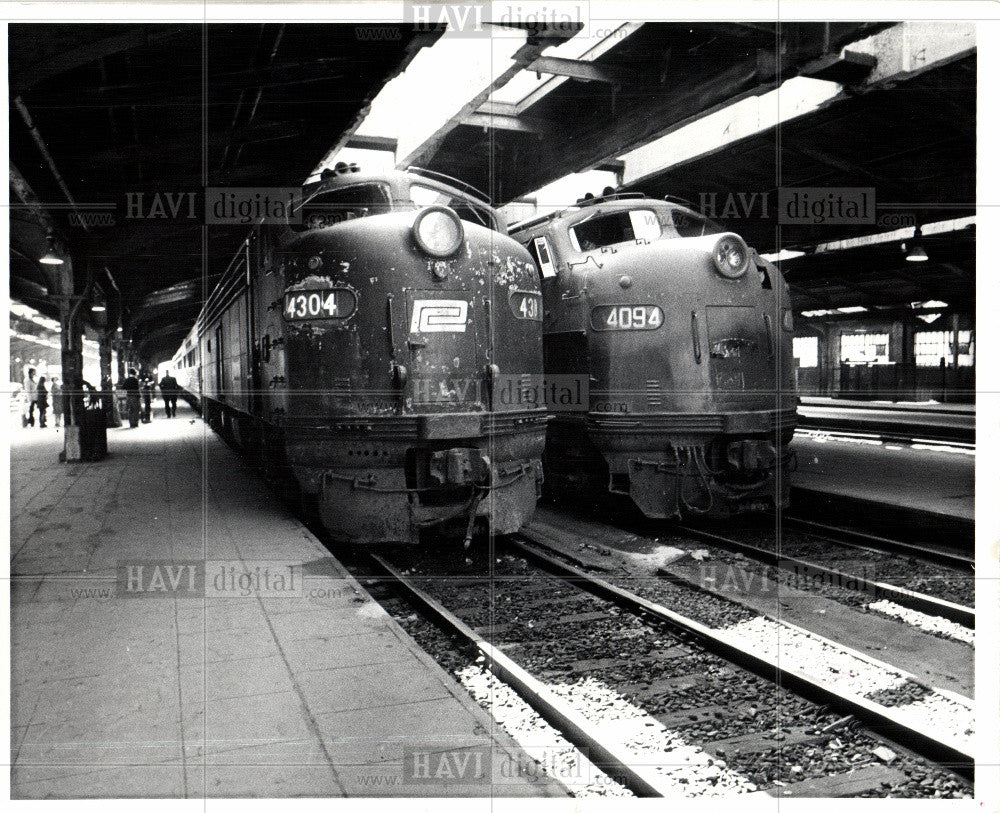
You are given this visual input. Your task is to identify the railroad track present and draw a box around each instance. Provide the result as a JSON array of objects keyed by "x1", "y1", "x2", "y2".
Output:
[
  {"x1": 526, "y1": 500, "x2": 973, "y2": 629},
  {"x1": 779, "y1": 514, "x2": 975, "y2": 573},
  {"x1": 787, "y1": 487, "x2": 974, "y2": 553},
  {"x1": 361, "y1": 536, "x2": 973, "y2": 798},
  {"x1": 672, "y1": 520, "x2": 974, "y2": 629}
]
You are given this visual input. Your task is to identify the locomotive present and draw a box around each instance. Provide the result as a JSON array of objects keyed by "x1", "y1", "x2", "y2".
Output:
[
  {"x1": 171, "y1": 165, "x2": 547, "y2": 544},
  {"x1": 509, "y1": 192, "x2": 797, "y2": 518}
]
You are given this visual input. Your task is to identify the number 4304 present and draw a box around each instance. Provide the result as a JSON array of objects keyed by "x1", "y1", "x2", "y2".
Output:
[{"x1": 285, "y1": 291, "x2": 338, "y2": 318}]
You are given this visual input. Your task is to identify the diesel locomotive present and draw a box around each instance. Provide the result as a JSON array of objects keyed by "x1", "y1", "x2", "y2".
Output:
[
  {"x1": 510, "y1": 192, "x2": 797, "y2": 518},
  {"x1": 171, "y1": 165, "x2": 547, "y2": 543}
]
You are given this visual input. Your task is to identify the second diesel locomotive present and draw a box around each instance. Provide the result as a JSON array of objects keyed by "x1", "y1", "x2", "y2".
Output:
[
  {"x1": 510, "y1": 192, "x2": 797, "y2": 518},
  {"x1": 171, "y1": 165, "x2": 547, "y2": 543}
]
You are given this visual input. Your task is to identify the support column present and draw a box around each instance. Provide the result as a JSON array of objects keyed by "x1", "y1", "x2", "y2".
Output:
[
  {"x1": 99, "y1": 329, "x2": 113, "y2": 383},
  {"x1": 56, "y1": 258, "x2": 84, "y2": 462},
  {"x1": 99, "y1": 327, "x2": 122, "y2": 428},
  {"x1": 825, "y1": 324, "x2": 842, "y2": 396},
  {"x1": 900, "y1": 313, "x2": 917, "y2": 401},
  {"x1": 116, "y1": 338, "x2": 126, "y2": 382},
  {"x1": 951, "y1": 313, "x2": 960, "y2": 370}
]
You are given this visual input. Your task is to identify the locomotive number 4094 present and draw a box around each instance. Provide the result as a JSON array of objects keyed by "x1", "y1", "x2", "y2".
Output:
[
  {"x1": 591, "y1": 304, "x2": 664, "y2": 331},
  {"x1": 284, "y1": 288, "x2": 357, "y2": 321}
]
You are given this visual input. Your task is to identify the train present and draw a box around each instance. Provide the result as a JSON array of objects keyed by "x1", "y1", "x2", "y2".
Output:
[
  {"x1": 509, "y1": 191, "x2": 797, "y2": 518},
  {"x1": 170, "y1": 164, "x2": 547, "y2": 544}
]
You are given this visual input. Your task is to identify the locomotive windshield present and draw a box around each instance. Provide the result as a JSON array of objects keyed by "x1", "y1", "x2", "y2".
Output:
[
  {"x1": 662, "y1": 205, "x2": 724, "y2": 238},
  {"x1": 294, "y1": 183, "x2": 392, "y2": 231},
  {"x1": 410, "y1": 183, "x2": 499, "y2": 231},
  {"x1": 569, "y1": 204, "x2": 723, "y2": 251}
]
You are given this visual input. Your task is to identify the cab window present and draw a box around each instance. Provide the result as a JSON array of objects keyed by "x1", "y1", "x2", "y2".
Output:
[
  {"x1": 293, "y1": 183, "x2": 392, "y2": 232},
  {"x1": 409, "y1": 183, "x2": 499, "y2": 231},
  {"x1": 570, "y1": 208, "x2": 661, "y2": 251},
  {"x1": 659, "y1": 205, "x2": 723, "y2": 238}
]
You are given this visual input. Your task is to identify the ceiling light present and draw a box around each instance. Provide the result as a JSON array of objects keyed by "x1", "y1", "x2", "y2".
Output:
[
  {"x1": 905, "y1": 226, "x2": 928, "y2": 262},
  {"x1": 39, "y1": 234, "x2": 64, "y2": 266}
]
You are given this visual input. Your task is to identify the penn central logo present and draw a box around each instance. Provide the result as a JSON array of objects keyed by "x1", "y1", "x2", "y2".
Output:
[{"x1": 410, "y1": 299, "x2": 469, "y2": 333}]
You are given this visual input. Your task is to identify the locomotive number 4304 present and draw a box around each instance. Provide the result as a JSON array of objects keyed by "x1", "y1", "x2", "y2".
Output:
[
  {"x1": 284, "y1": 288, "x2": 357, "y2": 321},
  {"x1": 591, "y1": 304, "x2": 664, "y2": 331}
]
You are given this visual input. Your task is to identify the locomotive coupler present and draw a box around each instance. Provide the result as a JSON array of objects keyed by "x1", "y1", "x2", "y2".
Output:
[
  {"x1": 726, "y1": 439, "x2": 778, "y2": 472},
  {"x1": 429, "y1": 448, "x2": 490, "y2": 486}
]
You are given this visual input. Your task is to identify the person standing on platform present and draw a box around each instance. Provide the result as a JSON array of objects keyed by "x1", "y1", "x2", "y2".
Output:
[
  {"x1": 23, "y1": 368, "x2": 38, "y2": 426},
  {"x1": 36, "y1": 377, "x2": 49, "y2": 428},
  {"x1": 122, "y1": 369, "x2": 141, "y2": 428},
  {"x1": 51, "y1": 378, "x2": 63, "y2": 428},
  {"x1": 158, "y1": 370, "x2": 179, "y2": 418},
  {"x1": 140, "y1": 377, "x2": 153, "y2": 423}
]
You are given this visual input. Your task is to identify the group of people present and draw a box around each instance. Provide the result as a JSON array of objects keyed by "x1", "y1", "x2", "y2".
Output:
[
  {"x1": 119, "y1": 369, "x2": 179, "y2": 428},
  {"x1": 20, "y1": 367, "x2": 181, "y2": 430},
  {"x1": 21, "y1": 368, "x2": 62, "y2": 429}
]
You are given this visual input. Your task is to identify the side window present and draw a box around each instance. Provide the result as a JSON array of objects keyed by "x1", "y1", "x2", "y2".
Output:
[{"x1": 532, "y1": 236, "x2": 557, "y2": 279}]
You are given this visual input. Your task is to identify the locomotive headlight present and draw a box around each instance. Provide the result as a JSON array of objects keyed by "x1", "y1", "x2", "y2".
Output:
[
  {"x1": 413, "y1": 206, "x2": 464, "y2": 258},
  {"x1": 712, "y1": 234, "x2": 749, "y2": 279}
]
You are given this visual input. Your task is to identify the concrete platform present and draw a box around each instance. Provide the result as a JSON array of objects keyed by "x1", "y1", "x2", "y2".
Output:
[
  {"x1": 790, "y1": 432, "x2": 974, "y2": 522},
  {"x1": 10, "y1": 405, "x2": 567, "y2": 799},
  {"x1": 799, "y1": 397, "x2": 974, "y2": 414},
  {"x1": 797, "y1": 397, "x2": 975, "y2": 444}
]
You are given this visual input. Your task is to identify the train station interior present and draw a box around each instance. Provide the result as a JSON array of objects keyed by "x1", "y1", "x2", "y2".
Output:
[{"x1": 7, "y1": 12, "x2": 987, "y2": 804}]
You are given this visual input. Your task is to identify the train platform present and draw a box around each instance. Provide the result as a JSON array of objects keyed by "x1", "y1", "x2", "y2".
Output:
[
  {"x1": 798, "y1": 396, "x2": 974, "y2": 413},
  {"x1": 790, "y1": 431, "x2": 974, "y2": 524},
  {"x1": 796, "y1": 397, "x2": 975, "y2": 444},
  {"x1": 9, "y1": 405, "x2": 567, "y2": 799}
]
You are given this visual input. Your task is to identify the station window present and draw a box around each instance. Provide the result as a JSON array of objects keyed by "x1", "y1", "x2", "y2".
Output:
[
  {"x1": 839, "y1": 332, "x2": 889, "y2": 364},
  {"x1": 915, "y1": 330, "x2": 974, "y2": 367},
  {"x1": 793, "y1": 336, "x2": 818, "y2": 368}
]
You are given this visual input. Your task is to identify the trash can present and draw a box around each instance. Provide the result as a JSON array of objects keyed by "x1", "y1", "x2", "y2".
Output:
[{"x1": 80, "y1": 402, "x2": 107, "y2": 461}]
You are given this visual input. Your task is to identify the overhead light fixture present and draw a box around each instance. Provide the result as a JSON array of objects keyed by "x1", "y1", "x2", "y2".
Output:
[
  {"x1": 39, "y1": 234, "x2": 64, "y2": 266},
  {"x1": 904, "y1": 226, "x2": 928, "y2": 262},
  {"x1": 91, "y1": 304, "x2": 107, "y2": 312}
]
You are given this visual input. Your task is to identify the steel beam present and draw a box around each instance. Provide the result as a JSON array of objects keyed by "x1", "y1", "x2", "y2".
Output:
[
  {"x1": 523, "y1": 55, "x2": 628, "y2": 85},
  {"x1": 463, "y1": 112, "x2": 541, "y2": 133}
]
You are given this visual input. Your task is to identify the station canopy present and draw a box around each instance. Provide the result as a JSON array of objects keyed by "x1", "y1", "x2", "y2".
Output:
[{"x1": 9, "y1": 23, "x2": 442, "y2": 361}]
